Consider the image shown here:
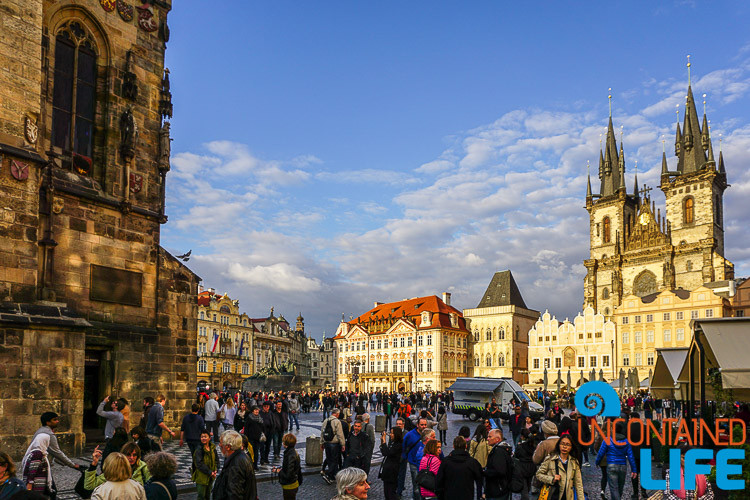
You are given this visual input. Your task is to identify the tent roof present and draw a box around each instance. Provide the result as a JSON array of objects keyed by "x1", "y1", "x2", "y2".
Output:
[
  {"x1": 677, "y1": 318, "x2": 750, "y2": 389},
  {"x1": 651, "y1": 348, "x2": 688, "y2": 398},
  {"x1": 448, "y1": 377, "x2": 504, "y2": 392}
]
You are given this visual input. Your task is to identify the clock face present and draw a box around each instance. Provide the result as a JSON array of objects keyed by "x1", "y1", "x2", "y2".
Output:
[{"x1": 639, "y1": 213, "x2": 650, "y2": 225}]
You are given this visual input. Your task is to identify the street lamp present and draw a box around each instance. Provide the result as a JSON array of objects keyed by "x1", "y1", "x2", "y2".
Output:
[{"x1": 611, "y1": 339, "x2": 615, "y2": 379}]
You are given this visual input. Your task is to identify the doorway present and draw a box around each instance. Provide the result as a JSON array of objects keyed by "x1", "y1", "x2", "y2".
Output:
[
  {"x1": 398, "y1": 382, "x2": 405, "y2": 392},
  {"x1": 83, "y1": 350, "x2": 103, "y2": 430}
]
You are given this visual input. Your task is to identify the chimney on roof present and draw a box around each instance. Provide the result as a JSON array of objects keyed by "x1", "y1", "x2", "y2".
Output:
[
  {"x1": 198, "y1": 284, "x2": 204, "y2": 293},
  {"x1": 208, "y1": 287, "x2": 215, "y2": 294},
  {"x1": 442, "y1": 292, "x2": 451, "y2": 306},
  {"x1": 374, "y1": 301, "x2": 384, "y2": 307}
]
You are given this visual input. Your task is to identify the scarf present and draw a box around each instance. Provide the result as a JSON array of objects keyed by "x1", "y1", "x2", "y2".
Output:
[
  {"x1": 672, "y1": 468, "x2": 707, "y2": 499},
  {"x1": 21, "y1": 433, "x2": 53, "y2": 488}
]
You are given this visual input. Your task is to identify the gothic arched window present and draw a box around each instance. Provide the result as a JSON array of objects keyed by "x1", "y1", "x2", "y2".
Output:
[
  {"x1": 684, "y1": 197, "x2": 694, "y2": 224},
  {"x1": 498, "y1": 354, "x2": 505, "y2": 367},
  {"x1": 602, "y1": 287, "x2": 610, "y2": 299},
  {"x1": 603, "y1": 217, "x2": 611, "y2": 243},
  {"x1": 52, "y1": 22, "x2": 98, "y2": 158},
  {"x1": 498, "y1": 328, "x2": 505, "y2": 340},
  {"x1": 485, "y1": 328, "x2": 492, "y2": 341},
  {"x1": 486, "y1": 355, "x2": 492, "y2": 367},
  {"x1": 474, "y1": 357, "x2": 479, "y2": 367}
]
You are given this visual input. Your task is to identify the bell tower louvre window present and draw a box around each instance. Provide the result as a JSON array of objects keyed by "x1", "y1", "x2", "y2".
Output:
[
  {"x1": 603, "y1": 217, "x2": 611, "y2": 243},
  {"x1": 683, "y1": 197, "x2": 694, "y2": 224},
  {"x1": 51, "y1": 23, "x2": 97, "y2": 159}
]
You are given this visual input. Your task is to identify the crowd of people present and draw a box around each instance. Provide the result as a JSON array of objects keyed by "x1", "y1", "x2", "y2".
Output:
[{"x1": 1, "y1": 387, "x2": 736, "y2": 500}]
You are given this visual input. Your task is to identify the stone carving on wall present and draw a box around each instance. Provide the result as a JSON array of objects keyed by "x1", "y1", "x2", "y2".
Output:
[
  {"x1": 122, "y1": 50, "x2": 138, "y2": 100},
  {"x1": 24, "y1": 115, "x2": 38, "y2": 144},
  {"x1": 119, "y1": 108, "x2": 136, "y2": 161},
  {"x1": 158, "y1": 121, "x2": 171, "y2": 172},
  {"x1": 159, "y1": 69, "x2": 173, "y2": 119},
  {"x1": 136, "y1": 3, "x2": 158, "y2": 32},
  {"x1": 633, "y1": 270, "x2": 658, "y2": 297},
  {"x1": 663, "y1": 260, "x2": 675, "y2": 289},
  {"x1": 117, "y1": 0, "x2": 134, "y2": 21}
]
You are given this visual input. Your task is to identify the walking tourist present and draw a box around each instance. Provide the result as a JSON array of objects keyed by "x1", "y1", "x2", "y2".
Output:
[
  {"x1": 532, "y1": 420, "x2": 559, "y2": 465},
  {"x1": 31, "y1": 412, "x2": 80, "y2": 472},
  {"x1": 535, "y1": 434, "x2": 586, "y2": 500},
  {"x1": 180, "y1": 404, "x2": 205, "y2": 458},
  {"x1": 360, "y1": 413, "x2": 376, "y2": 473},
  {"x1": 512, "y1": 427, "x2": 538, "y2": 500},
  {"x1": 273, "y1": 433, "x2": 302, "y2": 500},
  {"x1": 220, "y1": 397, "x2": 236, "y2": 432},
  {"x1": 287, "y1": 394, "x2": 301, "y2": 431},
  {"x1": 417, "y1": 438, "x2": 442, "y2": 500},
  {"x1": 145, "y1": 395, "x2": 174, "y2": 448},
  {"x1": 234, "y1": 401, "x2": 248, "y2": 432},
  {"x1": 260, "y1": 401, "x2": 274, "y2": 464},
  {"x1": 483, "y1": 428, "x2": 513, "y2": 500},
  {"x1": 436, "y1": 406, "x2": 448, "y2": 444},
  {"x1": 213, "y1": 430, "x2": 257, "y2": 500},
  {"x1": 273, "y1": 401, "x2": 287, "y2": 460},
  {"x1": 130, "y1": 427, "x2": 155, "y2": 456},
  {"x1": 435, "y1": 436, "x2": 482, "y2": 500},
  {"x1": 331, "y1": 467, "x2": 370, "y2": 500},
  {"x1": 21, "y1": 433, "x2": 54, "y2": 497},
  {"x1": 344, "y1": 420, "x2": 369, "y2": 469},
  {"x1": 90, "y1": 452, "x2": 147, "y2": 500},
  {"x1": 321, "y1": 408, "x2": 346, "y2": 485},
  {"x1": 142, "y1": 451, "x2": 178, "y2": 500},
  {"x1": 203, "y1": 393, "x2": 220, "y2": 443},
  {"x1": 379, "y1": 426, "x2": 403, "y2": 500},
  {"x1": 469, "y1": 424, "x2": 491, "y2": 468},
  {"x1": 192, "y1": 429, "x2": 218, "y2": 500},
  {"x1": 244, "y1": 405, "x2": 264, "y2": 469},
  {"x1": 663, "y1": 443, "x2": 714, "y2": 499},
  {"x1": 595, "y1": 421, "x2": 637, "y2": 500},
  {"x1": 403, "y1": 418, "x2": 429, "y2": 500}
]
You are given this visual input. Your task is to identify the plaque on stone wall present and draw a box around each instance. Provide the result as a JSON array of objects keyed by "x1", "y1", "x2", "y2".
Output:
[{"x1": 90, "y1": 264, "x2": 142, "y2": 307}]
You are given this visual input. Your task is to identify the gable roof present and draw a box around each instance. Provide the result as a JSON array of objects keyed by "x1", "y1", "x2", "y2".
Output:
[{"x1": 477, "y1": 270, "x2": 528, "y2": 309}]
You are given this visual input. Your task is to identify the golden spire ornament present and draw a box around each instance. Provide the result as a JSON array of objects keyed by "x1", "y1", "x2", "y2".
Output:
[
  {"x1": 687, "y1": 54, "x2": 692, "y2": 86},
  {"x1": 608, "y1": 88, "x2": 612, "y2": 117}
]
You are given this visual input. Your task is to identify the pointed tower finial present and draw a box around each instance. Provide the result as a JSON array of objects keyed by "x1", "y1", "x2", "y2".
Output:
[
  {"x1": 586, "y1": 160, "x2": 592, "y2": 200},
  {"x1": 687, "y1": 54, "x2": 692, "y2": 86},
  {"x1": 703, "y1": 93, "x2": 707, "y2": 115},
  {"x1": 608, "y1": 88, "x2": 612, "y2": 117},
  {"x1": 633, "y1": 160, "x2": 640, "y2": 201}
]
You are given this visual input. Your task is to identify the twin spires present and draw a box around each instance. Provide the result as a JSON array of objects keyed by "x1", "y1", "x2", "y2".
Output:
[{"x1": 599, "y1": 116, "x2": 627, "y2": 197}]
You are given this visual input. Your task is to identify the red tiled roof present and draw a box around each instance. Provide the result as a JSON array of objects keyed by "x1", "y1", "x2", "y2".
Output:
[{"x1": 333, "y1": 295, "x2": 468, "y2": 339}]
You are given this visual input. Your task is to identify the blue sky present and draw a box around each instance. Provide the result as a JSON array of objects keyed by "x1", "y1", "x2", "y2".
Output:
[{"x1": 162, "y1": 1, "x2": 750, "y2": 339}]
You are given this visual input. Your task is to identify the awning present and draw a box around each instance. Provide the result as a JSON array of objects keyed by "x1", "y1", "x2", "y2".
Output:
[
  {"x1": 650, "y1": 348, "x2": 688, "y2": 399},
  {"x1": 677, "y1": 318, "x2": 750, "y2": 400},
  {"x1": 448, "y1": 377, "x2": 504, "y2": 393},
  {"x1": 610, "y1": 377, "x2": 650, "y2": 389}
]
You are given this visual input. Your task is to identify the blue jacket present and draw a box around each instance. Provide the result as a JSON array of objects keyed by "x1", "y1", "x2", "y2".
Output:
[
  {"x1": 595, "y1": 436, "x2": 637, "y2": 472},
  {"x1": 402, "y1": 428, "x2": 422, "y2": 465}
]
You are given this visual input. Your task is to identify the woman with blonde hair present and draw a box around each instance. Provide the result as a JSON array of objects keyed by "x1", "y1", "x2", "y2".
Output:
[
  {"x1": 90, "y1": 452, "x2": 146, "y2": 499},
  {"x1": 220, "y1": 397, "x2": 237, "y2": 431}
]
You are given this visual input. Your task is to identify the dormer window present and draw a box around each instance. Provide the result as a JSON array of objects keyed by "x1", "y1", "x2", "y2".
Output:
[{"x1": 421, "y1": 311, "x2": 431, "y2": 327}]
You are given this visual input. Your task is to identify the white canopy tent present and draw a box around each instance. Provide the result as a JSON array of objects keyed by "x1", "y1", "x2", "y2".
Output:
[{"x1": 650, "y1": 348, "x2": 688, "y2": 399}]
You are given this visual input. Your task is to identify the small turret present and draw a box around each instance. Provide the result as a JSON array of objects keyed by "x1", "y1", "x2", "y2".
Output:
[
  {"x1": 633, "y1": 162, "x2": 640, "y2": 203},
  {"x1": 701, "y1": 112, "x2": 710, "y2": 151},
  {"x1": 675, "y1": 122, "x2": 682, "y2": 157},
  {"x1": 683, "y1": 104, "x2": 694, "y2": 150}
]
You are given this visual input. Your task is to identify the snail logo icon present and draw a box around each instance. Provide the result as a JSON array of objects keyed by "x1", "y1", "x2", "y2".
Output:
[{"x1": 574, "y1": 381, "x2": 620, "y2": 418}]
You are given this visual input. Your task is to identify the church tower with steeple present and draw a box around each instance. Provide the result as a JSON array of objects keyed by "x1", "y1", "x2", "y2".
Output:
[
  {"x1": 584, "y1": 63, "x2": 734, "y2": 318},
  {"x1": 660, "y1": 62, "x2": 733, "y2": 288}
]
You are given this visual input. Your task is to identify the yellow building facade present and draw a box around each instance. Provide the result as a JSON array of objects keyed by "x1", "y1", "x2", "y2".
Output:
[
  {"x1": 333, "y1": 294, "x2": 469, "y2": 392},
  {"x1": 464, "y1": 271, "x2": 538, "y2": 384},
  {"x1": 613, "y1": 286, "x2": 731, "y2": 375},
  {"x1": 197, "y1": 288, "x2": 253, "y2": 391},
  {"x1": 527, "y1": 307, "x2": 617, "y2": 389}
]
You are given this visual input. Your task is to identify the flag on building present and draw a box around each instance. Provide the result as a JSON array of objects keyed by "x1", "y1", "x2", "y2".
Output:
[
  {"x1": 211, "y1": 332, "x2": 220, "y2": 353},
  {"x1": 238, "y1": 336, "x2": 245, "y2": 356}
]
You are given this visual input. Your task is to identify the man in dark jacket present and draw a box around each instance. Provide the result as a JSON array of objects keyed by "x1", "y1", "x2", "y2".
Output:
[
  {"x1": 259, "y1": 401, "x2": 274, "y2": 464},
  {"x1": 436, "y1": 436, "x2": 482, "y2": 500},
  {"x1": 344, "y1": 420, "x2": 370, "y2": 468},
  {"x1": 214, "y1": 430, "x2": 257, "y2": 500},
  {"x1": 508, "y1": 406, "x2": 524, "y2": 446},
  {"x1": 272, "y1": 401, "x2": 286, "y2": 460},
  {"x1": 483, "y1": 428, "x2": 513, "y2": 500}
]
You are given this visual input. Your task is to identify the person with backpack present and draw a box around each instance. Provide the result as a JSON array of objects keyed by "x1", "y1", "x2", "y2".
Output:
[
  {"x1": 435, "y1": 436, "x2": 482, "y2": 500},
  {"x1": 403, "y1": 418, "x2": 429, "y2": 500},
  {"x1": 536, "y1": 434, "x2": 585, "y2": 500},
  {"x1": 468, "y1": 424, "x2": 491, "y2": 468},
  {"x1": 321, "y1": 408, "x2": 346, "y2": 485},
  {"x1": 483, "y1": 428, "x2": 513, "y2": 500},
  {"x1": 436, "y1": 406, "x2": 448, "y2": 444},
  {"x1": 417, "y1": 438, "x2": 442, "y2": 500}
]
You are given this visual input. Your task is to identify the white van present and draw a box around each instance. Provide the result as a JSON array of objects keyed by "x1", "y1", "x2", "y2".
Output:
[{"x1": 448, "y1": 377, "x2": 544, "y2": 421}]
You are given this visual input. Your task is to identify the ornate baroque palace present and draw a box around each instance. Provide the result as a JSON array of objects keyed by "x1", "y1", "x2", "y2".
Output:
[
  {"x1": 584, "y1": 75, "x2": 733, "y2": 318},
  {"x1": 0, "y1": 0, "x2": 199, "y2": 457},
  {"x1": 333, "y1": 293, "x2": 469, "y2": 392}
]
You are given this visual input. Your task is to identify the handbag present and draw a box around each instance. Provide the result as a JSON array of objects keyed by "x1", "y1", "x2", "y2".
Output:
[
  {"x1": 646, "y1": 492, "x2": 664, "y2": 500},
  {"x1": 537, "y1": 458, "x2": 560, "y2": 500},
  {"x1": 415, "y1": 456, "x2": 437, "y2": 492},
  {"x1": 260, "y1": 432, "x2": 267, "y2": 443}
]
